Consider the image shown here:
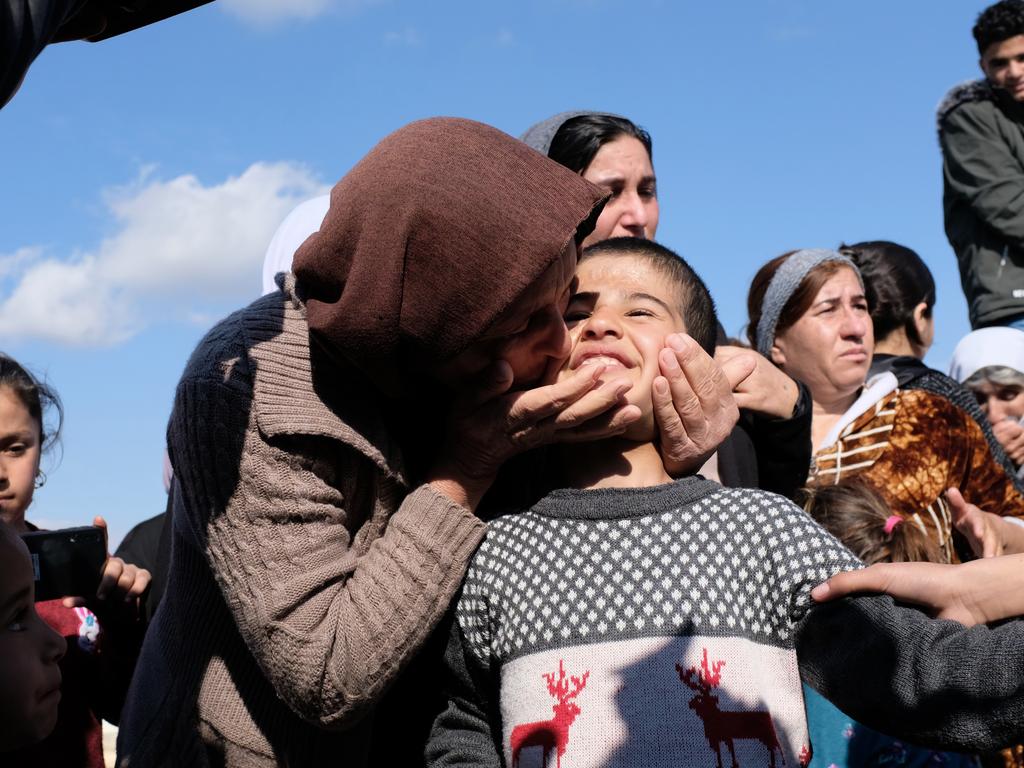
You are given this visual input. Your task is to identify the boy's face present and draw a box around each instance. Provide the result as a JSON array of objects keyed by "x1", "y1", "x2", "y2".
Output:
[
  {"x1": 0, "y1": 530, "x2": 65, "y2": 752},
  {"x1": 558, "y1": 254, "x2": 686, "y2": 441},
  {"x1": 981, "y1": 34, "x2": 1024, "y2": 101}
]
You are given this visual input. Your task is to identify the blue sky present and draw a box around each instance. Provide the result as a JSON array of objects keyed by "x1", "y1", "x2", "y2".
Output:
[{"x1": 0, "y1": 0, "x2": 996, "y2": 546}]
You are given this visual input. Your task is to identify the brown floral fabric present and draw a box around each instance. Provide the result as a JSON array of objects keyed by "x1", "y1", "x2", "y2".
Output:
[{"x1": 810, "y1": 389, "x2": 1024, "y2": 563}]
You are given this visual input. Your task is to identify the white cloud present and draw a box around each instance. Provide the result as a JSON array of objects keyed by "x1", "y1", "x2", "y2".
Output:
[
  {"x1": 0, "y1": 247, "x2": 41, "y2": 279},
  {"x1": 0, "y1": 162, "x2": 328, "y2": 347},
  {"x1": 220, "y1": 0, "x2": 377, "y2": 25}
]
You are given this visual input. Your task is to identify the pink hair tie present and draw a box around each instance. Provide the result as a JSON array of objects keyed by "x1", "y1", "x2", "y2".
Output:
[{"x1": 884, "y1": 515, "x2": 903, "y2": 535}]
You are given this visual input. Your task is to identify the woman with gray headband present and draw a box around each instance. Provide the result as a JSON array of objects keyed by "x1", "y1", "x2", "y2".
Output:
[
  {"x1": 751, "y1": 248, "x2": 1024, "y2": 768},
  {"x1": 748, "y1": 248, "x2": 1024, "y2": 563}
]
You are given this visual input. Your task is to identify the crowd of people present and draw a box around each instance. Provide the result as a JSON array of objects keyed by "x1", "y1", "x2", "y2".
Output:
[{"x1": 8, "y1": 1, "x2": 1024, "y2": 767}]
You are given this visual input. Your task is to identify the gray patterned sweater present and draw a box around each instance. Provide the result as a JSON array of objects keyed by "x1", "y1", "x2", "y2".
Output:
[{"x1": 427, "y1": 477, "x2": 1024, "y2": 768}]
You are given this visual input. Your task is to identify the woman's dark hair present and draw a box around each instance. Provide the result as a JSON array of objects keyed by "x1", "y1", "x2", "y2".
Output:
[
  {"x1": 745, "y1": 251, "x2": 849, "y2": 349},
  {"x1": 801, "y1": 480, "x2": 945, "y2": 565},
  {"x1": 547, "y1": 114, "x2": 653, "y2": 175},
  {"x1": 840, "y1": 240, "x2": 935, "y2": 349},
  {"x1": 0, "y1": 354, "x2": 63, "y2": 455},
  {"x1": 582, "y1": 237, "x2": 718, "y2": 355},
  {"x1": 974, "y1": 0, "x2": 1024, "y2": 55}
]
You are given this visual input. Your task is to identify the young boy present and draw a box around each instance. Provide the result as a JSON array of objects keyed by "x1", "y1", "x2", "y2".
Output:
[
  {"x1": 0, "y1": 520, "x2": 66, "y2": 752},
  {"x1": 940, "y1": 0, "x2": 1024, "y2": 329},
  {"x1": 427, "y1": 238, "x2": 1024, "y2": 768}
]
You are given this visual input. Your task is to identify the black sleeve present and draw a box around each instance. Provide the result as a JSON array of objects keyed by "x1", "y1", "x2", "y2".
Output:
[
  {"x1": 114, "y1": 511, "x2": 167, "y2": 574},
  {"x1": 1, "y1": 0, "x2": 87, "y2": 106},
  {"x1": 728, "y1": 381, "x2": 812, "y2": 500},
  {"x1": 426, "y1": 611, "x2": 503, "y2": 768},
  {"x1": 113, "y1": 502, "x2": 171, "y2": 625},
  {"x1": 797, "y1": 594, "x2": 1024, "y2": 752}
]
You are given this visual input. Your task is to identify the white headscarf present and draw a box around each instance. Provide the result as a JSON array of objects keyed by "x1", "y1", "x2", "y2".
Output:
[
  {"x1": 948, "y1": 327, "x2": 1024, "y2": 382},
  {"x1": 261, "y1": 195, "x2": 330, "y2": 295}
]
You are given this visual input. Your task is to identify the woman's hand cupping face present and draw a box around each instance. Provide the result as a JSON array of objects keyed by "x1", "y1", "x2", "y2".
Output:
[
  {"x1": 654, "y1": 334, "x2": 752, "y2": 477},
  {"x1": 429, "y1": 361, "x2": 641, "y2": 509}
]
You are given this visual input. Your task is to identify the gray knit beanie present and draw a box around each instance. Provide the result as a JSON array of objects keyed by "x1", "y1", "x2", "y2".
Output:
[
  {"x1": 755, "y1": 249, "x2": 862, "y2": 357},
  {"x1": 519, "y1": 110, "x2": 625, "y2": 155}
]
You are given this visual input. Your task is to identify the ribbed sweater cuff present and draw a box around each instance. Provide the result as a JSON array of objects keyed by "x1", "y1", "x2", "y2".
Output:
[{"x1": 391, "y1": 484, "x2": 486, "y2": 581}]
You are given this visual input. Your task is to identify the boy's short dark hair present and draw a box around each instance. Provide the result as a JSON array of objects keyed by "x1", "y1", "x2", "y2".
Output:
[
  {"x1": 581, "y1": 237, "x2": 718, "y2": 355},
  {"x1": 974, "y1": 0, "x2": 1024, "y2": 55}
]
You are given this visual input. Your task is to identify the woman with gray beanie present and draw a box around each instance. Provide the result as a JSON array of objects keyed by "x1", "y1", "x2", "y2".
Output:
[
  {"x1": 522, "y1": 111, "x2": 814, "y2": 498},
  {"x1": 521, "y1": 111, "x2": 659, "y2": 247}
]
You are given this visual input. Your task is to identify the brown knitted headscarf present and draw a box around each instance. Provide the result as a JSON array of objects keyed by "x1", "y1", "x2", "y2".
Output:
[{"x1": 292, "y1": 117, "x2": 607, "y2": 398}]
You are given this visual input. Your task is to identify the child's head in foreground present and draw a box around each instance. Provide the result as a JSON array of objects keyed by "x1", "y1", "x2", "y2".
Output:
[
  {"x1": 0, "y1": 520, "x2": 66, "y2": 752},
  {"x1": 558, "y1": 237, "x2": 717, "y2": 442},
  {"x1": 801, "y1": 480, "x2": 944, "y2": 565}
]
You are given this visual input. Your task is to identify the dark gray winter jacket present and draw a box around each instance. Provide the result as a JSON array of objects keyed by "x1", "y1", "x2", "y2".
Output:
[{"x1": 939, "y1": 79, "x2": 1024, "y2": 328}]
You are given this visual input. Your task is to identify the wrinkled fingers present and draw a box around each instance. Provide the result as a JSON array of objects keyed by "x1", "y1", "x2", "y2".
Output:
[
  {"x1": 505, "y1": 364, "x2": 608, "y2": 427},
  {"x1": 555, "y1": 402, "x2": 643, "y2": 443},
  {"x1": 652, "y1": 375, "x2": 694, "y2": 456}
]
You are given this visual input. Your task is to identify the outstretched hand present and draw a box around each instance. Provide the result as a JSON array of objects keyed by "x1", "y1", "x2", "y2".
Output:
[
  {"x1": 811, "y1": 555, "x2": 1024, "y2": 627},
  {"x1": 949, "y1": 488, "x2": 1001, "y2": 558},
  {"x1": 948, "y1": 487, "x2": 1024, "y2": 557},
  {"x1": 654, "y1": 334, "x2": 754, "y2": 477}
]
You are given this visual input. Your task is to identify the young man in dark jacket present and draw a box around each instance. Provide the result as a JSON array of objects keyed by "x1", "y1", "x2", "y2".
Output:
[{"x1": 940, "y1": 0, "x2": 1024, "y2": 329}]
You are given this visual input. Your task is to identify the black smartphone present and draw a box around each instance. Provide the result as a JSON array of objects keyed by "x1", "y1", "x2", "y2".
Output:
[{"x1": 20, "y1": 526, "x2": 106, "y2": 603}]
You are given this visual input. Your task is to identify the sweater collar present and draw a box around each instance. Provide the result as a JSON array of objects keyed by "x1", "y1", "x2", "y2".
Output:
[
  {"x1": 531, "y1": 475, "x2": 721, "y2": 521},
  {"x1": 242, "y1": 274, "x2": 408, "y2": 486}
]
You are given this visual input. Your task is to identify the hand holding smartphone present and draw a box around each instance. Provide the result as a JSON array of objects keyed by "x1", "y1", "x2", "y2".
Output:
[{"x1": 20, "y1": 526, "x2": 106, "y2": 603}]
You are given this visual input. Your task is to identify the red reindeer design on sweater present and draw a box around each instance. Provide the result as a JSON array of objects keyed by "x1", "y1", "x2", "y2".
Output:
[
  {"x1": 510, "y1": 660, "x2": 590, "y2": 768},
  {"x1": 677, "y1": 648, "x2": 784, "y2": 768}
]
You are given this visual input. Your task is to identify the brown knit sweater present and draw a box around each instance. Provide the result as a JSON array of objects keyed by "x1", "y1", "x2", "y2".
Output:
[{"x1": 116, "y1": 278, "x2": 486, "y2": 767}]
